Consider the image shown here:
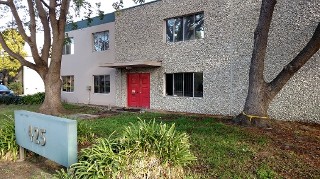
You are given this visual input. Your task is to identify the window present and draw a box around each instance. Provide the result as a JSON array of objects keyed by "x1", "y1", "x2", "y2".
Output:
[
  {"x1": 166, "y1": 72, "x2": 203, "y2": 97},
  {"x1": 62, "y1": 37, "x2": 74, "y2": 55},
  {"x1": 93, "y1": 31, "x2": 109, "y2": 51},
  {"x1": 62, "y1": 76, "x2": 74, "y2": 92},
  {"x1": 94, "y1": 75, "x2": 110, "y2": 93},
  {"x1": 166, "y1": 12, "x2": 204, "y2": 42}
]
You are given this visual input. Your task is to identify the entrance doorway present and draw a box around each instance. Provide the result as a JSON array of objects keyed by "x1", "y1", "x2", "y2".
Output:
[{"x1": 127, "y1": 73, "x2": 150, "y2": 108}]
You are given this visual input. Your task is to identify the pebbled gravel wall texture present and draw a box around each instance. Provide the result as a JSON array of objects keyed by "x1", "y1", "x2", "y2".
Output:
[{"x1": 114, "y1": 0, "x2": 320, "y2": 123}]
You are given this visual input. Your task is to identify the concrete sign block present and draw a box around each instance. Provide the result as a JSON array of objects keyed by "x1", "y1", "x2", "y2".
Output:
[{"x1": 14, "y1": 110, "x2": 77, "y2": 167}]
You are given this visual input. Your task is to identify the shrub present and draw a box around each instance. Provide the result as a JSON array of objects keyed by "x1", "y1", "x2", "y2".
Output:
[
  {"x1": 7, "y1": 82, "x2": 23, "y2": 95},
  {"x1": 0, "y1": 92, "x2": 45, "y2": 105},
  {"x1": 0, "y1": 95, "x2": 21, "y2": 105},
  {"x1": 0, "y1": 115, "x2": 18, "y2": 161},
  {"x1": 20, "y1": 92, "x2": 45, "y2": 105},
  {"x1": 55, "y1": 119, "x2": 196, "y2": 178}
]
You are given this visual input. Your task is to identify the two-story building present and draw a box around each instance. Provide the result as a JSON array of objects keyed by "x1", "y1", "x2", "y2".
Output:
[
  {"x1": 63, "y1": 0, "x2": 319, "y2": 123},
  {"x1": 61, "y1": 13, "x2": 116, "y2": 106}
]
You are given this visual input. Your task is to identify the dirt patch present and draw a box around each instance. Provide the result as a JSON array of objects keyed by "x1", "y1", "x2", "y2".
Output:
[
  {"x1": 0, "y1": 156, "x2": 57, "y2": 179},
  {"x1": 250, "y1": 120, "x2": 320, "y2": 166},
  {"x1": 244, "y1": 119, "x2": 320, "y2": 177}
]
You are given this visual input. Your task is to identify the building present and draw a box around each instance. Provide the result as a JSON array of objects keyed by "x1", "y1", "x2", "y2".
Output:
[
  {"x1": 23, "y1": 57, "x2": 45, "y2": 95},
  {"x1": 63, "y1": 0, "x2": 320, "y2": 123},
  {"x1": 61, "y1": 13, "x2": 116, "y2": 106}
]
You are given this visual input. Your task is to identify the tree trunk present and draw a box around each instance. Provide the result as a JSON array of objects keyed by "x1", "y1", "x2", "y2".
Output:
[
  {"x1": 38, "y1": 56, "x2": 64, "y2": 115},
  {"x1": 235, "y1": 0, "x2": 320, "y2": 128},
  {"x1": 234, "y1": 0, "x2": 276, "y2": 128},
  {"x1": 2, "y1": 70, "x2": 8, "y2": 85},
  {"x1": 39, "y1": 77, "x2": 63, "y2": 115}
]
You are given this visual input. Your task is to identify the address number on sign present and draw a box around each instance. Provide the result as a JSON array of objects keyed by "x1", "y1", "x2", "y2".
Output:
[{"x1": 28, "y1": 125, "x2": 46, "y2": 146}]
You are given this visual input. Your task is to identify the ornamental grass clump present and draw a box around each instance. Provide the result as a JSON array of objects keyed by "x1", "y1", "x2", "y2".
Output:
[
  {"x1": 0, "y1": 115, "x2": 18, "y2": 161},
  {"x1": 56, "y1": 119, "x2": 196, "y2": 178}
]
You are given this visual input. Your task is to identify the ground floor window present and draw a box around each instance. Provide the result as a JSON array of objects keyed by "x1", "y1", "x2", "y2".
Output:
[
  {"x1": 166, "y1": 72, "x2": 203, "y2": 97},
  {"x1": 94, "y1": 75, "x2": 110, "y2": 94},
  {"x1": 62, "y1": 75, "x2": 74, "y2": 92}
]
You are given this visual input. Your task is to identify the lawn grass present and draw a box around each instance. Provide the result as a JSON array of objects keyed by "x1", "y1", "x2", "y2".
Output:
[
  {"x1": 2, "y1": 104, "x2": 316, "y2": 178},
  {"x1": 80, "y1": 112, "x2": 272, "y2": 178}
]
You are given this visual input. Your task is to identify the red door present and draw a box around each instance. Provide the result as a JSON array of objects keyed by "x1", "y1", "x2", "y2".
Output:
[{"x1": 127, "y1": 73, "x2": 150, "y2": 108}]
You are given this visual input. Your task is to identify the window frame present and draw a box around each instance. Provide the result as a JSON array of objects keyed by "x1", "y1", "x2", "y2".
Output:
[
  {"x1": 62, "y1": 37, "x2": 74, "y2": 55},
  {"x1": 93, "y1": 75, "x2": 110, "y2": 94},
  {"x1": 166, "y1": 12, "x2": 204, "y2": 43},
  {"x1": 62, "y1": 75, "x2": 74, "y2": 92},
  {"x1": 92, "y1": 31, "x2": 110, "y2": 52},
  {"x1": 165, "y1": 72, "x2": 203, "y2": 98}
]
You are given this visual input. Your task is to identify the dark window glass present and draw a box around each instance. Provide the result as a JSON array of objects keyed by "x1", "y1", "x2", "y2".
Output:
[
  {"x1": 166, "y1": 72, "x2": 203, "y2": 97},
  {"x1": 94, "y1": 75, "x2": 110, "y2": 93},
  {"x1": 184, "y1": 73, "x2": 193, "y2": 97},
  {"x1": 62, "y1": 37, "x2": 74, "y2": 55},
  {"x1": 174, "y1": 17, "x2": 183, "y2": 42},
  {"x1": 94, "y1": 76, "x2": 99, "y2": 93},
  {"x1": 194, "y1": 73, "x2": 203, "y2": 97},
  {"x1": 166, "y1": 19, "x2": 175, "y2": 42},
  {"x1": 184, "y1": 15, "x2": 195, "y2": 40},
  {"x1": 174, "y1": 73, "x2": 183, "y2": 96},
  {"x1": 62, "y1": 76, "x2": 74, "y2": 92},
  {"x1": 166, "y1": 74, "x2": 173, "y2": 95},
  {"x1": 93, "y1": 31, "x2": 109, "y2": 52},
  {"x1": 166, "y1": 12, "x2": 204, "y2": 42},
  {"x1": 195, "y1": 13, "x2": 204, "y2": 39}
]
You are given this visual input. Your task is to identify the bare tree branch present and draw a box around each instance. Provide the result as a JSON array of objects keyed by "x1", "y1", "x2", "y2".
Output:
[
  {"x1": 7, "y1": 0, "x2": 32, "y2": 45},
  {"x1": 39, "y1": 0, "x2": 50, "y2": 9},
  {"x1": 35, "y1": 0, "x2": 51, "y2": 65},
  {"x1": 59, "y1": 0, "x2": 70, "y2": 30},
  {"x1": 0, "y1": 1, "x2": 8, "y2": 5},
  {"x1": 49, "y1": 0, "x2": 58, "y2": 31},
  {"x1": 268, "y1": 22, "x2": 320, "y2": 98},
  {"x1": 26, "y1": 0, "x2": 42, "y2": 65}
]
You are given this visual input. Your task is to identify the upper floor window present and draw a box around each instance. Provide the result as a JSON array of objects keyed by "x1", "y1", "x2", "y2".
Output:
[
  {"x1": 62, "y1": 37, "x2": 74, "y2": 55},
  {"x1": 94, "y1": 75, "x2": 110, "y2": 94},
  {"x1": 166, "y1": 72, "x2": 203, "y2": 97},
  {"x1": 62, "y1": 75, "x2": 74, "y2": 92},
  {"x1": 166, "y1": 12, "x2": 204, "y2": 43},
  {"x1": 93, "y1": 31, "x2": 109, "y2": 52}
]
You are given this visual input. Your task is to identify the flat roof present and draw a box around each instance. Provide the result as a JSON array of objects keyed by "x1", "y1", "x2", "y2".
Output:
[
  {"x1": 100, "y1": 61, "x2": 162, "y2": 68},
  {"x1": 65, "y1": 13, "x2": 115, "y2": 32}
]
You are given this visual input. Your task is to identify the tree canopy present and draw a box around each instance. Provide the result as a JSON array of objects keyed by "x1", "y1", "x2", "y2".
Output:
[
  {"x1": 0, "y1": 0, "x2": 104, "y2": 114},
  {"x1": 0, "y1": 28, "x2": 26, "y2": 85}
]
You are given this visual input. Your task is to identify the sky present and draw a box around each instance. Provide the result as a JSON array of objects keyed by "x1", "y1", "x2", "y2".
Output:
[
  {"x1": 94, "y1": 0, "x2": 155, "y2": 14},
  {"x1": 0, "y1": 0, "x2": 156, "y2": 27}
]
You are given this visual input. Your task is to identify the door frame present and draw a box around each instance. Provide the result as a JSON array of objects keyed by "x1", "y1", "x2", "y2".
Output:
[{"x1": 127, "y1": 73, "x2": 150, "y2": 109}]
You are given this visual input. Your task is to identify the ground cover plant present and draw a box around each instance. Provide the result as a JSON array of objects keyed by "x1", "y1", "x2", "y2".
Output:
[
  {"x1": 55, "y1": 119, "x2": 196, "y2": 178},
  {"x1": 0, "y1": 115, "x2": 18, "y2": 161},
  {"x1": 0, "y1": 104, "x2": 319, "y2": 178}
]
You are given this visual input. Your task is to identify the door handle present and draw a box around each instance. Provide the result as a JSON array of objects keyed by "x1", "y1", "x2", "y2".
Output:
[{"x1": 131, "y1": 90, "x2": 136, "y2": 94}]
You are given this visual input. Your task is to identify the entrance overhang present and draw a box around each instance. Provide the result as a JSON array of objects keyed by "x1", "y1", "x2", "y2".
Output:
[{"x1": 100, "y1": 61, "x2": 162, "y2": 69}]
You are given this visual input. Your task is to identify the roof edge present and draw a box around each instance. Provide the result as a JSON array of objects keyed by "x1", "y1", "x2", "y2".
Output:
[{"x1": 65, "y1": 12, "x2": 115, "y2": 32}]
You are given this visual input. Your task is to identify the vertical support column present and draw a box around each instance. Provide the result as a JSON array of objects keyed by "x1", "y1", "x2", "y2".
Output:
[{"x1": 18, "y1": 146, "x2": 25, "y2": 161}]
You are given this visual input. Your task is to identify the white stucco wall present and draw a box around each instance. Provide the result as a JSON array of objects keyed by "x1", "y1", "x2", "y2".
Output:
[
  {"x1": 61, "y1": 19, "x2": 116, "y2": 106},
  {"x1": 23, "y1": 57, "x2": 45, "y2": 95}
]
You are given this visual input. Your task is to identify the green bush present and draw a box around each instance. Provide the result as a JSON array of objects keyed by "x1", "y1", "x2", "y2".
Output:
[
  {"x1": 54, "y1": 119, "x2": 196, "y2": 178},
  {"x1": 0, "y1": 115, "x2": 18, "y2": 161},
  {"x1": 20, "y1": 92, "x2": 45, "y2": 105},
  {"x1": 0, "y1": 92, "x2": 45, "y2": 105},
  {"x1": 0, "y1": 95, "x2": 21, "y2": 105},
  {"x1": 7, "y1": 82, "x2": 23, "y2": 95}
]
